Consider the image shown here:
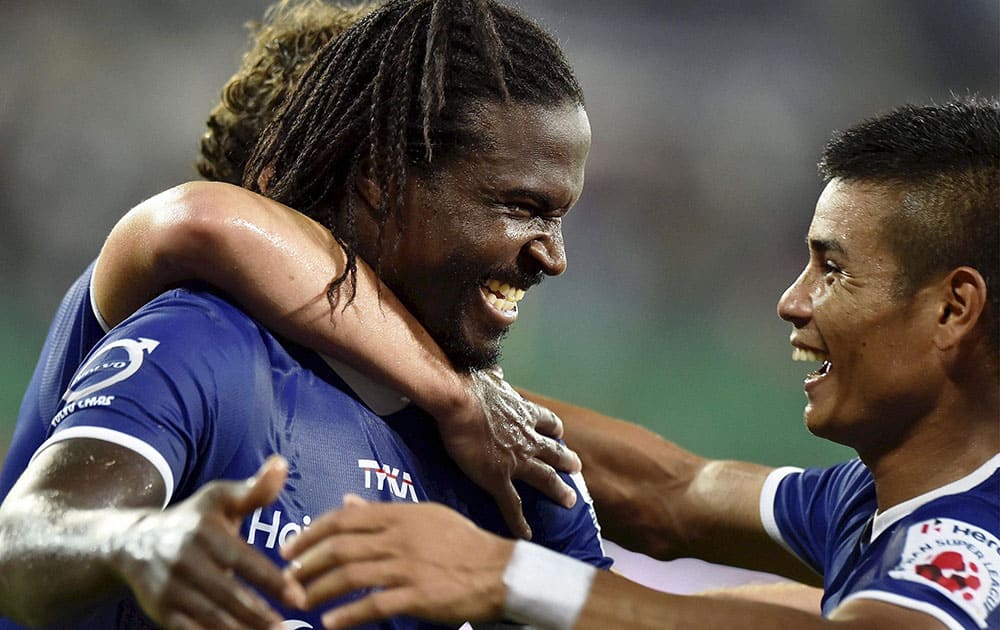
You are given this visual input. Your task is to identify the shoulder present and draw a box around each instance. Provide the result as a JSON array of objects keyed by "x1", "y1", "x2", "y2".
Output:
[
  {"x1": 122, "y1": 285, "x2": 264, "y2": 345},
  {"x1": 77, "y1": 286, "x2": 273, "y2": 399}
]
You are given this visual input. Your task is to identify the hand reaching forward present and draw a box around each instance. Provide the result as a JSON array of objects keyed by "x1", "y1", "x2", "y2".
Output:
[
  {"x1": 436, "y1": 367, "x2": 582, "y2": 540},
  {"x1": 282, "y1": 495, "x2": 514, "y2": 629},
  {"x1": 115, "y1": 456, "x2": 305, "y2": 629}
]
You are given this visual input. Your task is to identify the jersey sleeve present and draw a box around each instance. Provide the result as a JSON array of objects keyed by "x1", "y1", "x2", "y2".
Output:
[
  {"x1": 520, "y1": 470, "x2": 614, "y2": 570},
  {"x1": 843, "y1": 495, "x2": 1000, "y2": 629},
  {"x1": 32, "y1": 288, "x2": 265, "y2": 506},
  {"x1": 761, "y1": 460, "x2": 872, "y2": 574}
]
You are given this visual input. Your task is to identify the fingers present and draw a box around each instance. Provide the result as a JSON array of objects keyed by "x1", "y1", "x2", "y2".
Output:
[
  {"x1": 491, "y1": 480, "x2": 532, "y2": 540},
  {"x1": 289, "y1": 532, "x2": 394, "y2": 586},
  {"x1": 530, "y1": 403, "x2": 565, "y2": 439},
  {"x1": 281, "y1": 499, "x2": 386, "y2": 561},
  {"x1": 232, "y1": 455, "x2": 289, "y2": 517},
  {"x1": 513, "y1": 458, "x2": 578, "y2": 510},
  {"x1": 200, "y1": 525, "x2": 305, "y2": 609},
  {"x1": 158, "y1": 579, "x2": 264, "y2": 630},
  {"x1": 532, "y1": 433, "x2": 582, "y2": 474},
  {"x1": 172, "y1": 547, "x2": 285, "y2": 629}
]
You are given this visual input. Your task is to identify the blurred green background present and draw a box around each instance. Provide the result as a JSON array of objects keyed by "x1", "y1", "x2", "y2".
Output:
[{"x1": 2, "y1": 0, "x2": 997, "y2": 470}]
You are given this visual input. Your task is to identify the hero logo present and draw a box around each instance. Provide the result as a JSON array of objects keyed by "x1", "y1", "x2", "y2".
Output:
[
  {"x1": 890, "y1": 517, "x2": 999, "y2": 627},
  {"x1": 358, "y1": 459, "x2": 418, "y2": 502},
  {"x1": 63, "y1": 337, "x2": 160, "y2": 403}
]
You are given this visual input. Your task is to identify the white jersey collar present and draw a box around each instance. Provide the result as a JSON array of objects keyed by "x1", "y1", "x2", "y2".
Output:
[
  {"x1": 319, "y1": 354, "x2": 411, "y2": 416},
  {"x1": 870, "y1": 452, "x2": 1000, "y2": 543}
]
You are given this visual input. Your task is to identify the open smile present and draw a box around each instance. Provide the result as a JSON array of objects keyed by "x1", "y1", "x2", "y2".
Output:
[
  {"x1": 480, "y1": 279, "x2": 526, "y2": 322},
  {"x1": 792, "y1": 346, "x2": 832, "y2": 383}
]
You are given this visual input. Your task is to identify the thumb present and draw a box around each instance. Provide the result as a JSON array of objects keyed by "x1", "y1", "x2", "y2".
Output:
[{"x1": 228, "y1": 454, "x2": 288, "y2": 517}]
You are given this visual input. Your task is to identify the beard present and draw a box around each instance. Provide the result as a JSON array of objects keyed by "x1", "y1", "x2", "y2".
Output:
[{"x1": 392, "y1": 254, "x2": 541, "y2": 373}]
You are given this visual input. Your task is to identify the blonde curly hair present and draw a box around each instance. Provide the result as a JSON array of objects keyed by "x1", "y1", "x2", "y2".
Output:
[{"x1": 197, "y1": 0, "x2": 379, "y2": 184}]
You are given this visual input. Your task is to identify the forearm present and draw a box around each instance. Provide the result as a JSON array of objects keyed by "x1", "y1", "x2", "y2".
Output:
[
  {"x1": 577, "y1": 571, "x2": 833, "y2": 630},
  {"x1": 0, "y1": 497, "x2": 147, "y2": 626},
  {"x1": 516, "y1": 391, "x2": 811, "y2": 578},
  {"x1": 94, "y1": 182, "x2": 471, "y2": 419}
]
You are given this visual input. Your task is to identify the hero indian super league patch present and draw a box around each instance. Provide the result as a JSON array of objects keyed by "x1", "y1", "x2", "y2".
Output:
[
  {"x1": 50, "y1": 337, "x2": 160, "y2": 428},
  {"x1": 889, "y1": 517, "x2": 1000, "y2": 628}
]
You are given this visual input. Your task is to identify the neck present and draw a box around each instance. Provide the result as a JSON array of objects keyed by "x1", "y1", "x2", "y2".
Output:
[{"x1": 858, "y1": 396, "x2": 999, "y2": 512}]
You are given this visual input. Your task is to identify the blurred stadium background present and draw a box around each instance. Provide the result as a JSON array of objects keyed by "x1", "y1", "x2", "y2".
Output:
[{"x1": 1, "y1": 0, "x2": 996, "y2": 474}]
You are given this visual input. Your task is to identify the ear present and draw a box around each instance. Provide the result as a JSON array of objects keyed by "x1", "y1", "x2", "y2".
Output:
[{"x1": 933, "y1": 266, "x2": 988, "y2": 351}]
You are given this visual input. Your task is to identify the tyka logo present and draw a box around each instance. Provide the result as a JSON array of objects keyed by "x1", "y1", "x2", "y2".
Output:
[
  {"x1": 358, "y1": 459, "x2": 418, "y2": 502},
  {"x1": 63, "y1": 337, "x2": 160, "y2": 403}
]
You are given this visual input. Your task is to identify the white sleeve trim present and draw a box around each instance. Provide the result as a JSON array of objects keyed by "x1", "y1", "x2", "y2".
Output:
[
  {"x1": 89, "y1": 276, "x2": 112, "y2": 333},
  {"x1": 31, "y1": 426, "x2": 175, "y2": 509},
  {"x1": 502, "y1": 540, "x2": 596, "y2": 630},
  {"x1": 840, "y1": 590, "x2": 970, "y2": 630},
  {"x1": 759, "y1": 466, "x2": 804, "y2": 559}
]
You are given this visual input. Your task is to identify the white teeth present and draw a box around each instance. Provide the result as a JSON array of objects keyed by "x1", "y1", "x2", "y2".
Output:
[
  {"x1": 792, "y1": 347, "x2": 827, "y2": 362},
  {"x1": 484, "y1": 279, "x2": 525, "y2": 303}
]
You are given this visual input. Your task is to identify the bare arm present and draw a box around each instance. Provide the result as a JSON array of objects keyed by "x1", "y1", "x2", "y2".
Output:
[
  {"x1": 280, "y1": 498, "x2": 949, "y2": 630},
  {"x1": 94, "y1": 181, "x2": 469, "y2": 421},
  {"x1": 92, "y1": 181, "x2": 579, "y2": 539},
  {"x1": 520, "y1": 389, "x2": 818, "y2": 582},
  {"x1": 0, "y1": 442, "x2": 299, "y2": 628}
]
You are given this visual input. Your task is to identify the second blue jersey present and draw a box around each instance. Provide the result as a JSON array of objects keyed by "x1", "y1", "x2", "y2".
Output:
[{"x1": 763, "y1": 457, "x2": 999, "y2": 630}]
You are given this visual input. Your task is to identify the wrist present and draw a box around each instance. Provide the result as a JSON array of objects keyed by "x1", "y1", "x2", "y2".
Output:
[
  {"x1": 502, "y1": 540, "x2": 596, "y2": 630},
  {"x1": 418, "y1": 370, "x2": 478, "y2": 428}
]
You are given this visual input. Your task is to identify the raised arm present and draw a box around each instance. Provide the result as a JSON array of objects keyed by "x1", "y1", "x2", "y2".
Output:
[{"x1": 91, "y1": 181, "x2": 579, "y2": 538}]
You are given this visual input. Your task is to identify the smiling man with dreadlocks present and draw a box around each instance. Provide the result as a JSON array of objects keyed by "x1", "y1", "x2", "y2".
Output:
[{"x1": 0, "y1": 1, "x2": 610, "y2": 628}]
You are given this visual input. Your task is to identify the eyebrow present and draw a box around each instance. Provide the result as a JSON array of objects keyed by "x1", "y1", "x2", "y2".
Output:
[
  {"x1": 808, "y1": 237, "x2": 846, "y2": 256},
  {"x1": 504, "y1": 188, "x2": 557, "y2": 209}
]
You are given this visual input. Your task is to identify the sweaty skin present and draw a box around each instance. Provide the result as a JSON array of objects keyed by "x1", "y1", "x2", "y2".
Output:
[
  {"x1": 92, "y1": 180, "x2": 581, "y2": 539},
  {"x1": 270, "y1": 175, "x2": 997, "y2": 630}
]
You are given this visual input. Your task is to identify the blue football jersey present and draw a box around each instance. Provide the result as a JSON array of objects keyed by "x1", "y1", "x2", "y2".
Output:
[
  {"x1": 5, "y1": 286, "x2": 610, "y2": 629},
  {"x1": 761, "y1": 456, "x2": 1000, "y2": 630}
]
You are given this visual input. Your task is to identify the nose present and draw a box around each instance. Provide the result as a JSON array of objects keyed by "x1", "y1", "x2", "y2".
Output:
[
  {"x1": 524, "y1": 227, "x2": 568, "y2": 277},
  {"x1": 777, "y1": 268, "x2": 812, "y2": 327}
]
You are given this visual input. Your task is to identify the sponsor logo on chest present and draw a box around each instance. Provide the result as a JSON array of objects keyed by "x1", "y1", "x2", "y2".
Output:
[{"x1": 357, "y1": 458, "x2": 419, "y2": 502}]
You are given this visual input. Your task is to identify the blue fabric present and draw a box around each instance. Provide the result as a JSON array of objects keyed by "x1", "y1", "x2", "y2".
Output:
[
  {"x1": 2, "y1": 285, "x2": 609, "y2": 629},
  {"x1": 773, "y1": 457, "x2": 999, "y2": 629}
]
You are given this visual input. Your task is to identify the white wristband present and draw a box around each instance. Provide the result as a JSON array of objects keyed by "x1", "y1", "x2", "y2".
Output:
[{"x1": 501, "y1": 540, "x2": 596, "y2": 630}]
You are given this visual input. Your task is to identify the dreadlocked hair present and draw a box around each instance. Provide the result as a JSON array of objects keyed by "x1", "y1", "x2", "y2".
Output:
[
  {"x1": 243, "y1": 0, "x2": 584, "y2": 307},
  {"x1": 197, "y1": 0, "x2": 379, "y2": 183}
]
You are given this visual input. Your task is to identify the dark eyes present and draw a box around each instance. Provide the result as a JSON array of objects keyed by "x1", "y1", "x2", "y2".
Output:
[
  {"x1": 499, "y1": 202, "x2": 566, "y2": 222},
  {"x1": 501, "y1": 202, "x2": 536, "y2": 218},
  {"x1": 822, "y1": 259, "x2": 843, "y2": 284}
]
